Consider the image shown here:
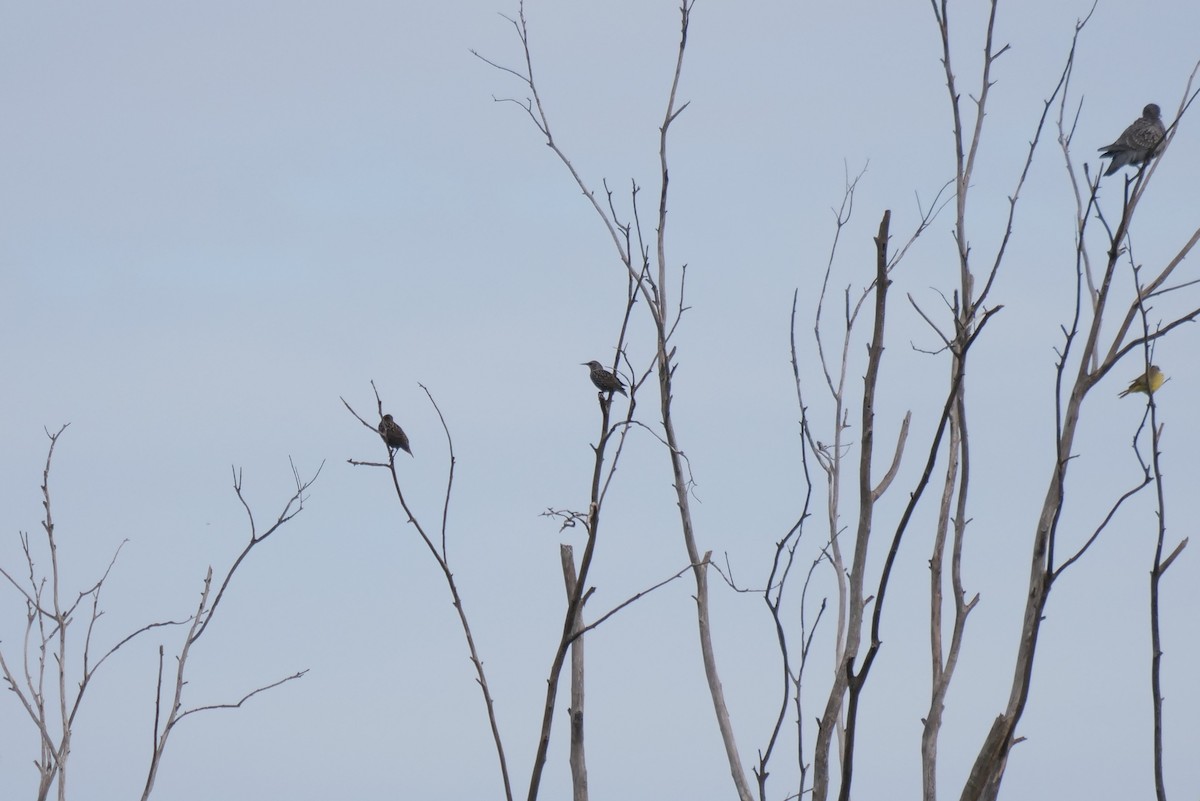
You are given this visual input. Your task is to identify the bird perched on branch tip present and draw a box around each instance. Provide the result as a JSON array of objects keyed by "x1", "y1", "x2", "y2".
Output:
[
  {"x1": 1119, "y1": 365, "x2": 1165, "y2": 398},
  {"x1": 378, "y1": 414, "x2": 413, "y2": 455},
  {"x1": 1098, "y1": 103, "x2": 1165, "y2": 176},
  {"x1": 582, "y1": 360, "x2": 627, "y2": 396}
]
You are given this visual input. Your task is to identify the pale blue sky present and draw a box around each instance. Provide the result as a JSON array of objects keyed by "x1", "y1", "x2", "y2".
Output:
[{"x1": 2, "y1": 1, "x2": 1199, "y2": 799}]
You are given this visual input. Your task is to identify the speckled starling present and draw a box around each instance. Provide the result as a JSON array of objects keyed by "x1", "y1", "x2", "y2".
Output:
[
  {"x1": 1119, "y1": 365, "x2": 1165, "y2": 398},
  {"x1": 378, "y1": 414, "x2": 412, "y2": 455},
  {"x1": 1098, "y1": 104, "x2": 1166, "y2": 176},
  {"x1": 582, "y1": 360, "x2": 627, "y2": 396}
]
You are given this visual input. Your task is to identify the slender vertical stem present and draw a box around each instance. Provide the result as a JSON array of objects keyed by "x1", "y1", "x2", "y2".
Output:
[{"x1": 560, "y1": 546, "x2": 588, "y2": 801}]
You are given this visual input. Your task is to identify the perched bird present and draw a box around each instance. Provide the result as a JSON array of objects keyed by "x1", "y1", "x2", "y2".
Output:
[
  {"x1": 582, "y1": 360, "x2": 627, "y2": 396},
  {"x1": 1119, "y1": 365, "x2": 1165, "y2": 398},
  {"x1": 1098, "y1": 103, "x2": 1166, "y2": 176},
  {"x1": 378, "y1": 413, "x2": 412, "y2": 455}
]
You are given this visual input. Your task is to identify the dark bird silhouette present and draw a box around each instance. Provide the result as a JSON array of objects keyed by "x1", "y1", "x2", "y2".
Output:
[
  {"x1": 1098, "y1": 103, "x2": 1165, "y2": 176},
  {"x1": 378, "y1": 414, "x2": 412, "y2": 455},
  {"x1": 582, "y1": 360, "x2": 627, "y2": 396}
]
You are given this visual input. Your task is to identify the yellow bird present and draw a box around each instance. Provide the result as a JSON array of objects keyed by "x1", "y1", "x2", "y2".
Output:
[{"x1": 1118, "y1": 364, "x2": 1165, "y2": 398}]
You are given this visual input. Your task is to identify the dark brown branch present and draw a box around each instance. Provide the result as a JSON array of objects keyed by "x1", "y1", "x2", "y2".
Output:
[
  {"x1": 192, "y1": 459, "x2": 322, "y2": 643},
  {"x1": 835, "y1": 210, "x2": 894, "y2": 801},
  {"x1": 346, "y1": 390, "x2": 514, "y2": 801},
  {"x1": 175, "y1": 670, "x2": 309, "y2": 722},
  {"x1": 569, "y1": 560, "x2": 695, "y2": 642},
  {"x1": 418, "y1": 383, "x2": 457, "y2": 559}
]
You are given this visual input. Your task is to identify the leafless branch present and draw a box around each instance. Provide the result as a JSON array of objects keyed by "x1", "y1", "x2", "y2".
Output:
[
  {"x1": 345, "y1": 388, "x2": 514, "y2": 801},
  {"x1": 472, "y1": 1, "x2": 653, "y2": 309},
  {"x1": 569, "y1": 560, "x2": 696, "y2": 642},
  {"x1": 193, "y1": 459, "x2": 323, "y2": 643},
  {"x1": 175, "y1": 670, "x2": 309, "y2": 722}
]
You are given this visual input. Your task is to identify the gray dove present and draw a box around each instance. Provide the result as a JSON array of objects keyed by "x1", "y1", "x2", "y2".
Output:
[{"x1": 1098, "y1": 103, "x2": 1165, "y2": 176}]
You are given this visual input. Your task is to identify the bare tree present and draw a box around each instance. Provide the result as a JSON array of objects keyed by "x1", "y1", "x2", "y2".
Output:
[
  {"x1": 344, "y1": 383, "x2": 516, "y2": 801},
  {"x1": 473, "y1": 2, "x2": 755, "y2": 799},
  {"x1": 770, "y1": 5, "x2": 1200, "y2": 799},
  {"x1": 955, "y1": 45, "x2": 1200, "y2": 801},
  {"x1": 140, "y1": 459, "x2": 317, "y2": 800},
  {"x1": 0, "y1": 426, "x2": 316, "y2": 801},
  {"x1": 375, "y1": 3, "x2": 1200, "y2": 800}
]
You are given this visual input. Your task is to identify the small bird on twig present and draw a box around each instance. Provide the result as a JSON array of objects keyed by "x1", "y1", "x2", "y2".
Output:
[
  {"x1": 1119, "y1": 365, "x2": 1165, "y2": 398},
  {"x1": 582, "y1": 360, "x2": 627, "y2": 396},
  {"x1": 378, "y1": 414, "x2": 413, "y2": 455},
  {"x1": 1098, "y1": 103, "x2": 1166, "y2": 176}
]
